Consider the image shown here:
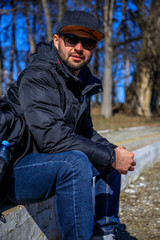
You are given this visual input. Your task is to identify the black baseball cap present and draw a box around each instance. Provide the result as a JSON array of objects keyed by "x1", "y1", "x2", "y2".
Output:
[{"x1": 56, "y1": 11, "x2": 104, "y2": 41}]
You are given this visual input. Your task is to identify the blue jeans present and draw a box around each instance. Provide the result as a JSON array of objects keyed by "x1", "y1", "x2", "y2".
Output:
[{"x1": 9, "y1": 150, "x2": 121, "y2": 240}]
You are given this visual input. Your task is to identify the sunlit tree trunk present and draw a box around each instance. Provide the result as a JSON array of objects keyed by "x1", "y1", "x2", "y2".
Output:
[
  {"x1": 24, "y1": 2, "x2": 36, "y2": 53},
  {"x1": 58, "y1": 0, "x2": 66, "y2": 21},
  {"x1": 93, "y1": 0, "x2": 101, "y2": 106},
  {"x1": 101, "y1": 0, "x2": 115, "y2": 118},
  {"x1": 125, "y1": 0, "x2": 160, "y2": 117},
  {"x1": 151, "y1": 64, "x2": 160, "y2": 114},
  {"x1": 41, "y1": 0, "x2": 53, "y2": 42},
  {"x1": 122, "y1": 0, "x2": 130, "y2": 91}
]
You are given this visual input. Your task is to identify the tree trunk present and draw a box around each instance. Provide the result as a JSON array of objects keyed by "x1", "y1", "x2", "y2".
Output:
[
  {"x1": 122, "y1": 0, "x2": 130, "y2": 90},
  {"x1": 58, "y1": 0, "x2": 66, "y2": 21},
  {"x1": 41, "y1": 0, "x2": 53, "y2": 42},
  {"x1": 24, "y1": 2, "x2": 36, "y2": 53},
  {"x1": 101, "y1": 0, "x2": 115, "y2": 118},
  {"x1": 93, "y1": 0, "x2": 101, "y2": 106},
  {"x1": 125, "y1": 0, "x2": 160, "y2": 117},
  {"x1": 151, "y1": 71, "x2": 160, "y2": 114}
]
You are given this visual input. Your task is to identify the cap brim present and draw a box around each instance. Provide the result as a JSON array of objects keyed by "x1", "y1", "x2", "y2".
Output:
[{"x1": 58, "y1": 25, "x2": 104, "y2": 41}]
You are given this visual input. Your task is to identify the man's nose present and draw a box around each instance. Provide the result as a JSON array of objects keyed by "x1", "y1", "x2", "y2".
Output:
[{"x1": 74, "y1": 41, "x2": 83, "y2": 50}]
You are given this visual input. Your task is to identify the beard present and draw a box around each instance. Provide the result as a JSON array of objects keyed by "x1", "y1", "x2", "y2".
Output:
[
  {"x1": 64, "y1": 57, "x2": 90, "y2": 70},
  {"x1": 58, "y1": 44, "x2": 92, "y2": 71}
]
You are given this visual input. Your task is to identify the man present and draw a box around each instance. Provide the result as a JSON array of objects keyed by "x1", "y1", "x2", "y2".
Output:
[{"x1": 6, "y1": 11, "x2": 135, "y2": 240}]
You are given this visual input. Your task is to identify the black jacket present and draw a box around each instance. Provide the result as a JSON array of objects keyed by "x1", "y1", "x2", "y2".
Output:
[{"x1": 5, "y1": 41, "x2": 116, "y2": 169}]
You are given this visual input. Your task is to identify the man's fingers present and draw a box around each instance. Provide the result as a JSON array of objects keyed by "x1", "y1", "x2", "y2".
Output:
[
  {"x1": 131, "y1": 160, "x2": 136, "y2": 166},
  {"x1": 119, "y1": 170, "x2": 128, "y2": 175},
  {"x1": 113, "y1": 146, "x2": 136, "y2": 174},
  {"x1": 128, "y1": 166, "x2": 135, "y2": 171},
  {"x1": 120, "y1": 165, "x2": 135, "y2": 174},
  {"x1": 130, "y1": 152, "x2": 135, "y2": 158}
]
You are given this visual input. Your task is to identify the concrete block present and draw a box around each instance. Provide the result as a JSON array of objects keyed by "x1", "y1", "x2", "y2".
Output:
[
  {"x1": 0, "y1": 197, "x2": 61, "y2": 240},
  {"x1": 121, "y1": 140, "x2": 160, "y2": 190}
]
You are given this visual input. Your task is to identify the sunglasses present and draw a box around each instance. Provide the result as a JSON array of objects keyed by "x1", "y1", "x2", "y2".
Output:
[{"x1": 58, "y1": 33, "x2": 97, "y2": 50}]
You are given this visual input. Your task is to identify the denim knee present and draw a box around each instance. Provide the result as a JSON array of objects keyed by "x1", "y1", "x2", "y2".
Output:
[{"x1": 56, "y1": 150, "x2": 93, "y2": 183}]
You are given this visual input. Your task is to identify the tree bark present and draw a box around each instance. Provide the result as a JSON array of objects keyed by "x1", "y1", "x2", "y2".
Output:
[
  {"x1": 101, "y1": 0, "x2": 115, "y2": 118},
  {"x1": 24, "y1": 2, "x2": 36, "y2": 53},
  {"x1": 122, "y1": 0, "x2": 130, "y2": 90},
  {"x1": 41, "y1": 0, "x2": 53, "y2": 42},
  {"x1": 125, "y1": 0, "x2": 160, "y2": 117},
  {"x1": 58, "y1": 0, "x2": 66, "y2": 21},
  {"x1": 92, "y1": 0, "x2": 101, "y2": 106}
]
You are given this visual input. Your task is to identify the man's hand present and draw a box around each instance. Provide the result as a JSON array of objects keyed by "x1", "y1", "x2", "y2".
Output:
[{"x1": 112, "y1": 145, "x2": 136, "y2": 175}]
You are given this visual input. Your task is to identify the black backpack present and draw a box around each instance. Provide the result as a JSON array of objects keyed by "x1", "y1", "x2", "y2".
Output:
[
  {"x1": 0, "y1": 98, "x2": 31, "y2": 205},
  {"x1": 0, "y1": 99, "x2": 25, "y2": 153}
]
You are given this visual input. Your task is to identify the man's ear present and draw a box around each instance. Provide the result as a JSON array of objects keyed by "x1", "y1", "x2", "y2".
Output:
[{"x1": 53, "y1": 34, "x2": 59, "y2": 50}]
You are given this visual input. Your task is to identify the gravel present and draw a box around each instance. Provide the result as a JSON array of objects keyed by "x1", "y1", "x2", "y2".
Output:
[{"x1": 118, "y1": 161, "x2": 160, "y2": 240}]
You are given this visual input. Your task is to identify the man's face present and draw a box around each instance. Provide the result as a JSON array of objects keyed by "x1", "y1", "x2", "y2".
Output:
[{"x1": 53, "y1": 30, "x2": 97, "y2": 76}]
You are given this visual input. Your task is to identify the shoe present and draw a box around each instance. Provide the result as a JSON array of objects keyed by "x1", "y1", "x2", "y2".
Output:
[{"x1": 92, "y1": 233, "x2": 115, "y2": 240}]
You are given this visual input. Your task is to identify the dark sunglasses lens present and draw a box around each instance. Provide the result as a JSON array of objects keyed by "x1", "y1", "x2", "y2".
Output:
[
  {"x1": 82, "y1": 39, "x2": 96, "y2": 50},
  {"x1": 65, "y1": 36, "x2": 79, "y2": 46}
]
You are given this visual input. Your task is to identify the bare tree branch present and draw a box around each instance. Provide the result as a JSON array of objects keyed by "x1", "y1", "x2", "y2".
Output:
[{"x1": 113, "y1": 35, "x2": 142, "y2": 49}]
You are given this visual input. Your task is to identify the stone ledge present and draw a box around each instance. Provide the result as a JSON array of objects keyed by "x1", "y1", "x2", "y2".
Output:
[
  {"x1": 0, "y1": 197, "x2": 61, "y2": 240},
  {"x1": 121, "y1": 140, "x2": 160, "y2": 190},
  {"x1": 1, "y1": 140, "x2": 160, "y2": 240}
]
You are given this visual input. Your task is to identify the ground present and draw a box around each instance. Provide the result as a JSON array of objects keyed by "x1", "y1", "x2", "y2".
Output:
[
  {"x1": 119, "y1": 161, "x2": 160, "y2": 240},
  {"x1": 91, "y1": 106, "x2": 160, "y2": 131}
]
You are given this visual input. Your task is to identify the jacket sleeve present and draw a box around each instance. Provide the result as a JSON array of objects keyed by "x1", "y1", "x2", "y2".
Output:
[{"x1": 19, "y1": 69, "x2": 115, "y2": 169}]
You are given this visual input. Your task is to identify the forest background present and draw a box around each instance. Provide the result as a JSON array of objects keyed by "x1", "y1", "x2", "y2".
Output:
[{"x1": 0, "y1": 0, "x2": 160, "y2": 129}]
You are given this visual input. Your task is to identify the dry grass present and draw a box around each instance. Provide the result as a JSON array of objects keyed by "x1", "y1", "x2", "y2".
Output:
[{"x1": 91, "y1": 106, "x2": 160, "y2": 131}]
